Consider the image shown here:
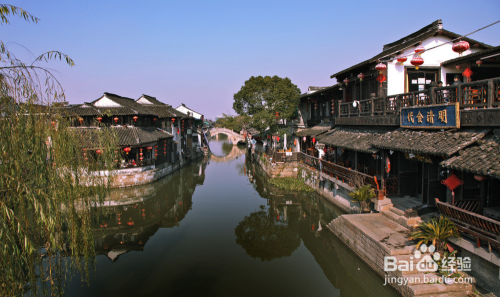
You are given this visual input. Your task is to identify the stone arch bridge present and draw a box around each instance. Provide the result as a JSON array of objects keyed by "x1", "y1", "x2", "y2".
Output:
[{"x1": 209, "y1": 127, "x2": 246, "y2": 145}]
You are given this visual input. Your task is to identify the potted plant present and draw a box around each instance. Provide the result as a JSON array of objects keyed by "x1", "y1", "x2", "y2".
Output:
[
  {"x1": 409, "y1": 216, "x2": 459, "y2": 254},
  {"x1": 349, "y1": 184, "x2": 376, "y2": 212}
]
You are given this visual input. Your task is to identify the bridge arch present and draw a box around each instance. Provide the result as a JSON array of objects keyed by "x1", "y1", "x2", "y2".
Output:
[
  {"x1": 209, "y1": 145, "x2": 246, "y2": 163},
  {"x1": 209, "y1": 127, "x2": 246, "y2": 145}
]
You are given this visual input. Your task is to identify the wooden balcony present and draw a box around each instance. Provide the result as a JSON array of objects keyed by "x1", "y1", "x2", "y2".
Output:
[{"x1": 335, "y1": 77, "x2": 500, "y2": 127}]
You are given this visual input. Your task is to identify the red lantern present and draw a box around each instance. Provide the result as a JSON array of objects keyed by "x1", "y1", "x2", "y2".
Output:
[
  {"x1": 294, "y1": 139, "x2": 297, "y2": 146},
  {"x1": 139, "y1": 152, "x2": 143, "y2": 156},
  {"x1": 97, "y1": 116, "x2": 102, "y2": 122},
  {"x1": 275, "y1": 112, "x2": 279, "y2": 119},
  {"x1": 177, "y1": 128, "x2": 180, "y2": 134},
  {"x1": 133, "y1": 116, "x2": 138, "y2": 122},
  {"x1": 357, "y1": 73, "x2": 365, "y2": 81},
  {"x1": 396, "y1": 56, "x2": 407, "y2": 65},
  {"x1": 267, "y1": 135, "x2": 270, "y2": 139},
  {"x1": 452, "y1": 40, "x2": 470, "y2": 56},
  {"x1": 415, "y1": 46, "x2": 425, "y2": 55},
  {"x1": 476, "y1": 60, "x2": 483, "y2": 67},
  {"x1": 343, "y1": 78, "x2": 350, "y2": 85},
  {"x1": 411, "y1": 56, "x2": 424, "y2": 70},
  {"x1": 277, "y1": 136, "x2": 280, "y2": 142},
  {"x1": 146, "y1": 146, "x2": 153, "y2": 150},
  {"x1": 153, "y1": 118, "x2": 157, "y2": 122},
  {"x1": 114, "y1": 117, "x2": 119, "y2": 123},
  {"x1": 78, "y1": 118, "x2": 84, "y2": 124},
  {"x1": 171, "y1": 118, "x2": 175, "y2": 123},
  {"x1": 303, "y1": 136, "x2": 306, "y2": 142},
  {"x1": 312, "y1": 138, "x2": 316, "y2": 144},
  {"x1": 375, "y1": 63, "x2": 386, "y2": 74},
  {"x1": 96, "y1": 149, "x2": 101, "y2": 155},
  {"x1": 51, "y1": 121, "x2": 56, "y2": 127},
  {"x1": 123, "y1": 147, "x2": 131, "y2": 154},
  {"x1": 456, "y1": 64, "x2": 462, "y2": 70}
]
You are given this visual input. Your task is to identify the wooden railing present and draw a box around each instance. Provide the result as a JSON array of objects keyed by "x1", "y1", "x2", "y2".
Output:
[
  {"x1": 337, "y1": 77, "x2": 500, "y2": 118},
  {"x1": 454, "y1": 199, "x2": 480, "y2": 213},
  {"x1": 436, "y1": 198, "x2": 500, "y2": 251},
  {"x1": 301, "y1": 153, "x2": 321, "y2": 171}
]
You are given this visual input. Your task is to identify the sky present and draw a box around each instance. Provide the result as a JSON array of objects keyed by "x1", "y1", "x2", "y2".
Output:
[{"x1": 4, "y1": 0, "x2": 500, "y2": 119}]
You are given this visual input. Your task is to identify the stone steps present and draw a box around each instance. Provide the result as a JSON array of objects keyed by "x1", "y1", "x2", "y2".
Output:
[{"x1": 328, "y1": 213, "x2": 475, "y2": 297}]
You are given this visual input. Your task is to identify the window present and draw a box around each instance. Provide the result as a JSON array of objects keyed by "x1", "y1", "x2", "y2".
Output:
[{"x1": 407, "y1": 69, "x2": 438, "y2": 92}]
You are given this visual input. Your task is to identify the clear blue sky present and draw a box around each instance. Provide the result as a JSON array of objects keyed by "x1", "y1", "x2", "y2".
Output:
[{"x1": 5, "y1": 0, "x2": 500, "y2": 119}]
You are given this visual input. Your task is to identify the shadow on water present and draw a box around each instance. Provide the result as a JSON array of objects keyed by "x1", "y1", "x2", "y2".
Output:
[{"x1": 66, "y1": 136, "x2": 398, "y2": 297}]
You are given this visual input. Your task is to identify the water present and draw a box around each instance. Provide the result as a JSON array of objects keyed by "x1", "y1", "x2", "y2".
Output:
[{"x1": 67, "y1": 135, "x2": 399, "y2": 297}]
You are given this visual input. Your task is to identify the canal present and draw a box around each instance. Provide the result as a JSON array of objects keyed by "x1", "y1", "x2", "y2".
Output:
[{"x1": 67, "y1": 135, "x2": 399, "y2": 297}]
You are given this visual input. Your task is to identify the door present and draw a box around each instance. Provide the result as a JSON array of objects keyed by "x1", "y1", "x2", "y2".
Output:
[{"x1": 407, "y1": 69, "x2": 438, "y2": 92}]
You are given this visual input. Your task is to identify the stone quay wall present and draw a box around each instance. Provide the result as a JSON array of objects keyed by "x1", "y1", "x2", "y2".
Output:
[
  {"x1": 110, "y1": 151, "x2": 204, "y2": 188},
  {"x1": 253, "y1": 153, "x2": 360, "y2": 214}
]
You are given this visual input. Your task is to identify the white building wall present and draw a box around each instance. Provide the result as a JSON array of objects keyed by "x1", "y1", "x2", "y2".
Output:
[
  {"x1": 387, "y1": 36, "x2": 482, "y2": 95},
  {"x1": 176, "y1": 106, "x2": 202, "y2": 119}
]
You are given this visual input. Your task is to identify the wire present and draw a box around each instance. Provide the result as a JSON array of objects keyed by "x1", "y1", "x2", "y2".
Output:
[{"x1": 380, "y1": 19, "x2": 500, "y2": 62}]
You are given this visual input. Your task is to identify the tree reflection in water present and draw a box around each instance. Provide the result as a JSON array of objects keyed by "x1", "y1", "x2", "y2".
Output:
[{"x1": 235, "y1": 204, "x2": 301, "y2": 261}]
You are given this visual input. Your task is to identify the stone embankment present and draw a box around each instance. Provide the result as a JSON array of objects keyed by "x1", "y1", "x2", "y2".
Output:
[{"x1": 328, "y1": 214, "x2": 476, "y2": 297}]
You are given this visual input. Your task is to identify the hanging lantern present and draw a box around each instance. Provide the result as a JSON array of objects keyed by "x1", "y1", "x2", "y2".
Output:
[
  {"x1": 275, "y1": 112, "x2": 279, "y2": 119},
  {"x1": 476, "y1": 60, "x2": 483, "y2": 67},
  {"x1": 376, "y1": 74, "x2": 386, "y2": 87},
  {"x1": 456, "y1": 64, "x2": 462, "y2": 70},
  {"x1": 139, "y1": 152, "x2": 143, "y2": 156},
  {"x1": 114, "y1": 117, "x2": 119, "y2": 123},
  {"x1": 357, "y1": 73, "x2": 365, "y2": 81},
  {"x1": 277, "y1": 136, "x2": 280, "y2": 142},
  {"x1": 140, "y1": 148, "x2": 143, "y2": 152},
  {"x1": 133, "y1": 116, "x2": 138, "y2": 122},
  {"x1": 343, "y1": 78, "x2": 350, "y2": 85},
  {"x1": 267, "y1": 135, "x2": 271, "y2": 139},
  {"x1": 396, "y1": 56, "x2": 407, "y2": 65},
  {"x1": 312, "y1": 138, "x2": 316, "y2": 144},
  {"x1": 171, "y1": 118, "x2": 175, "y2": 123},
  {"x1": 303, "y1": 136, "x2": 306, "y2": 142},
  {"x1": 96, "y1": 149, "x2": 102, "y2": 155},
  {"x1": 314, "y1": 101, "x2": 317, "y2": 110},
  {"x1": 97, "y1": 116, "x2": 102, "y2": 122},
  {"x1": 411, "y1": 56, "x2": 424, "y2": 70},
  {"x1": 155, "y1": 153, "x2": 158, "y2": 158},
  {"x1": 153, "y1": 118, "x2": 157, "y2": 122},
  {"x1": 415, "y1": 46, "x2": 425, "y2": 55},
  {"x1": 294, "y1": 139, "x2": 297, "y2": 146},
  {"x1": 146, "y1": 146, "x2": 153, "y2": 150},
  {"x1": 140, "y1": 157, "x2": 144, "y2": 161},
  {"x1": 177, "y1": 127, "x2": 180, "y2": 134},
  {"x1": 123, "y1": 147, "x2": 131, "y2": 154},
  {"x1": 78, "y1": 118, "x2": 84, "y2": 124},
  {"x1": 452, "y1": 40, "x2": 470, "y2": 56},
  {"x1": 375, "y1": 63, "x2": 386, "y2": 74}
]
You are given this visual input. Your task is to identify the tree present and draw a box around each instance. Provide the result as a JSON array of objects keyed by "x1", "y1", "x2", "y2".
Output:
[
  {"x1": 0, "y1": 5, "x2": 117, "y2": 296},
  {"x1": 214, "y1": 113, "x2": 250, "y2": 132},
  {"x1": 233, "y1": 75, "x2": 301, "y2": 134}
]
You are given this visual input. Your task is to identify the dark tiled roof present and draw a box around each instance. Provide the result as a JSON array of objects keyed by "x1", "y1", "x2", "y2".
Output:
[
  {"x1": 371, "y1": 128, "x2": 489, "y2": 156},
  {"x1": 330, "y1": 20, "x2": 491, "y2": 79},
  {"x1": 71, "y1": 126, "x2": 173, "y2": 149},
  {"x1": 301, "y1": 84, "x2": 339, "y2": 99},
  {"x1": 295, "y1": 123, "x2": 332, "y2": 137},
  {"x1": 441, "y1": 45, "x2": 500, "y2": 66},
  {"x1": 319, "y1": 126, "x2": 392, "y2": 154},
  {"x1": 440, "y1": 131, "x2": 500, "y2": 179},
  {"x1": 67, "y1": 92, "x2": 192, "y2": 119},
  {"x1": 113, "y1": 126, "x2": 173, "y2": 146},
  {"x1": 137, "y1": 94, "x2": 165, "y2": 105}
]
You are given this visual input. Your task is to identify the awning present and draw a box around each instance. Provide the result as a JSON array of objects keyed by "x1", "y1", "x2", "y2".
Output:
[
  {"x1": 319, "y1": 126, "x2": 392, "y2": 154},
  {"x1": 440, "y1": 130, "x2": 500, "y2": 179},
  {"x1": 295, "y1": 123, "x2": 332, "y2": 137},
  {"x1": 371, "y1": 128, "x2": 489, "y2": 157}
]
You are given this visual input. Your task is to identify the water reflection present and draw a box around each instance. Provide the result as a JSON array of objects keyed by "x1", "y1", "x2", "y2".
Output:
[
  {"x1": 66, "y1": 137, "x2": 399, "y2": 297},
  {"x1": 92, "y1": 161, "x2": 207, "y2": 262},
  {"x1": 235, "y1": 205, "x2": 301, "y2": 261}
]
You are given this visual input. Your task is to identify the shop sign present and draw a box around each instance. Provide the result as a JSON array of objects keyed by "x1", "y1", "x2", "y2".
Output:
[
  {"x1": 401, "y1": 103, "x2": 459, "y2": 129},
  {"x1": 187, "y1": 129, "x2": 192, "y2": 134},
  {"x1": 404, "y1": 152, "x2": 433, "y2": 164}
]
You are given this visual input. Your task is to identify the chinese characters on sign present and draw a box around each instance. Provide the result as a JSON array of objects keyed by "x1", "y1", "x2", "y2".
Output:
[{"x1": 401, "y1": 103, "x2": 459, "y2": 129}]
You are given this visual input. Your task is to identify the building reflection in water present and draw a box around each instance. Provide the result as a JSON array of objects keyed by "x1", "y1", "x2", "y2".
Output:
[
  {"x1": 92, "y1": 161, "x2": 207, "y2": 262},
  {"x1": 241, "y1": 158, "x2": 400, "y2": 297}
]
